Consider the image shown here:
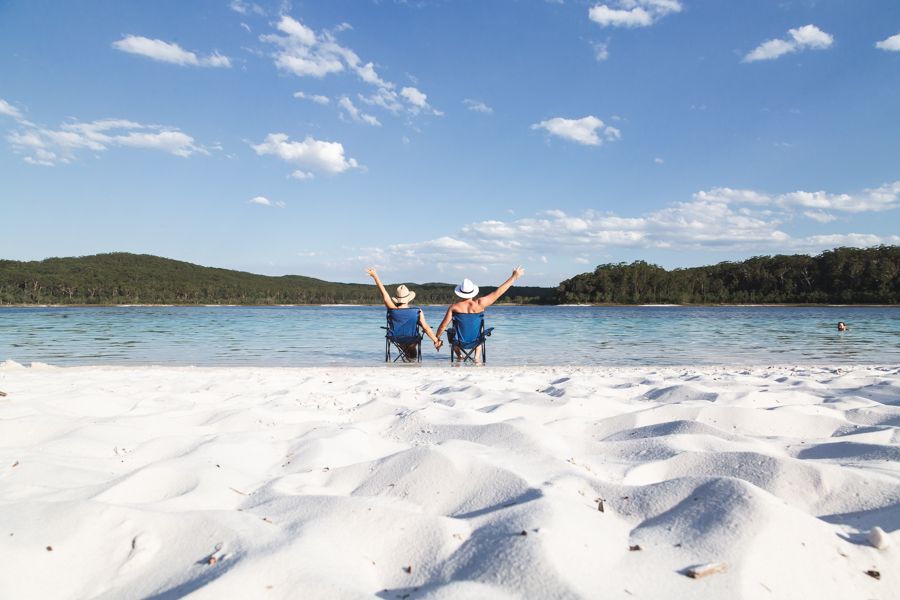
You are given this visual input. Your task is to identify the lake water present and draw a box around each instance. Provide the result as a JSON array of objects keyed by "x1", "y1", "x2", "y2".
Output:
[{"x1": 1, "y1": 305, "x2": 898, "y2": 367}]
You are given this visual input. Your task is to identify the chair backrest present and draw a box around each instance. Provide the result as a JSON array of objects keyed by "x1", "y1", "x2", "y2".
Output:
[
  {"x1": 452, "y1": 312, "x2": 485, "y2": 344},
  {"x1": 387, "y1": 307, "x2": 421, "y2": 338}
]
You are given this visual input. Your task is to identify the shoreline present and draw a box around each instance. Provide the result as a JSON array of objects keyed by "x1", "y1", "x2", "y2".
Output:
[
  {"x1": 1, "y1": 303, "x2": 898, "y2": 308},
  {"x1": 1, "y1": 363, "x2": 897, "y2": 598}
]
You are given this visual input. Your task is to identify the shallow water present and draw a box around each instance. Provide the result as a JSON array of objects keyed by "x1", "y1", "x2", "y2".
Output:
[{"x1": 0, "y1": 305, "x2": 898, "y2": 366}]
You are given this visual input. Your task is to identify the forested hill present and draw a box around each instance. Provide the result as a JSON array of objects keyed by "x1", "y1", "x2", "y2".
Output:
[
  {"x1": 0, "y1": 253, "x2": 556, "y2": 305},
  {"x1": 557, "y1": 246, "x2": 900, "y2": 305}
]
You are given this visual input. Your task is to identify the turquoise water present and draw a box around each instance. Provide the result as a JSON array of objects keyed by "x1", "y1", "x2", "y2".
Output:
[{"x1": 1, "y1": 305, "x2": 898, "y2": 366}]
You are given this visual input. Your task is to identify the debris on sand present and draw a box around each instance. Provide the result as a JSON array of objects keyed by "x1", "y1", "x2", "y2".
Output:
[{"x1": 685, "y1": 562, "x2": 726, "y2": 579}]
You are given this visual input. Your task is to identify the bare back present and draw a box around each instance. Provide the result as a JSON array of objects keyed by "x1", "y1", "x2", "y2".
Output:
[{"x1": 449, "y1": 298, "x2": 486, "y2": 315}]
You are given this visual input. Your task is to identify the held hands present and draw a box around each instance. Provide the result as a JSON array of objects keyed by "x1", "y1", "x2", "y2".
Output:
[{"x1": 434, "y1": 338, "x2": 443, "y2": 351}]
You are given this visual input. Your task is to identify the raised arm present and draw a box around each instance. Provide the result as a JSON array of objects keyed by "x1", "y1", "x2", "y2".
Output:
[
  {"x1": 477, "y1": 266, "x2": 525, "y2": 308},
  {"x1": 435, "y1": 305, "x2": 454, "y2": 340},
  {"x1": 366, "y1": 268, "x2": 397, "y2": 309}
]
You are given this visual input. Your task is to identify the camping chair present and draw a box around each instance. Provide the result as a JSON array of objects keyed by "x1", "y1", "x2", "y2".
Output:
[
  {"x1": 382, "y1": 308, "x2": 424, "y2": 363},
  {"x1": 447, "y1": 313, "x2": 494, "y2": 364}
]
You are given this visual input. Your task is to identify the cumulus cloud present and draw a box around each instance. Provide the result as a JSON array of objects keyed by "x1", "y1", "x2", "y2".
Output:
[
  {"x1": 294, "y1": 91, "x2": 330, "y2": 105},
  {"x1": 112, "y1": 35, "x2": 232, "y2": 68},
  {"x1": 339, "y1": 96, "x2": 381, "y2": 126},
  {"x1": 249, "y1": 195, "x2": 285, "y2": 208},
  {"x1": 531, "y1": 116, "x2": 621, "y2": 146},
  {"x1": 355, "y1": 181, "x2": 900, "y2": 274},
  {"x1": 743, "y1": 24, "x2": 833, "y2": 63},
  {"x1": 3, "y1": 110, "x2": 208, "y2": 166},
  {"x1": 588, "y1": 0, "x2": 682, "y2": 28},
  {"x1": 251, "y1": 132, "x2": 359, "y2": 176},
  {"x1": 876, "y1": 33, "x2": 900, "y2": 52},
  {"x1": 262, "y1": 15, "x2": 439, "y2": 118},
  {"x1": 700, "y1": 181, "x2": 900, "y2": 213},
  {"x1": 463, "y1": 99, "x2": 493, "y2": 114}
]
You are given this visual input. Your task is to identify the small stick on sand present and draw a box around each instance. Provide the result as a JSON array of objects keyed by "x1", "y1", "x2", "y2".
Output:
[
  {"x1": 686, "y1": 562, "x2": 727, "y2": 579},
  {"x1": 596, "y1": 498, "x2": 605, "y2": 512},
  {"x1": 0, "y1": 391, "x2": 7, "y2": 397}
]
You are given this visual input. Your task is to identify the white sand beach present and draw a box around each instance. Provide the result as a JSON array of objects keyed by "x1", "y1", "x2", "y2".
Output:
[{"x1": 0, "y1": 362, "x2": 898, "y2": 599}]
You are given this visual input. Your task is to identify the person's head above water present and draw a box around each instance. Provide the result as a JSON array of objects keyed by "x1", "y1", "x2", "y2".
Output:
[
  {"x1": 837, "y1": 321, "x2": 847, "y2": 331},
  {"x1": 454, "y1": 278, "x2": 479, "y2": 299}
]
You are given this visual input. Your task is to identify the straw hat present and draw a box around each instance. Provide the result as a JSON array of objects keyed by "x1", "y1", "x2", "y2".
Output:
[
  {"x1": 454, "y1": 278, "x2": 479, "y2": 299},
  {"x1": 392, "y1": 284, "x2": 416, "y2": 304}
]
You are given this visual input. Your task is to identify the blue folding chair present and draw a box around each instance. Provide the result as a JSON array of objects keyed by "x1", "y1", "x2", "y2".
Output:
[
  {"x1": 447, "y1": 313, "x2": 494, "y2": 364},
  {"x1": 382, "y1": 308, "x2": 424, "y2": 362}
]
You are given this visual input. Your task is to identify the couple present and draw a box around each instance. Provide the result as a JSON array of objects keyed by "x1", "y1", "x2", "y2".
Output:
[{"x1": 367, "y1": 266, "x2": 525, "y2": 361}]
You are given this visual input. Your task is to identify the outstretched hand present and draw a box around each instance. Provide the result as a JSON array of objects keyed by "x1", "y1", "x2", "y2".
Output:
[
  {"x1": 512, "y1": 265, "x2": 525, "y2": 280},
  {"x1": 366, "y1": 267, "x2": 377, "y2": 279}
]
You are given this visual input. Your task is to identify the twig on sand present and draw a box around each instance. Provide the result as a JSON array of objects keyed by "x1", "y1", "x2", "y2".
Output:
[
  {"x1": 0, "y1": 391, "x2": 7, "y2": 397},
  {"x1": 864, "y1": 569, "x2": 880, "y2": 580},
  {"x1": 685, "y1": 562, "x2": 727, "y2": 579}
]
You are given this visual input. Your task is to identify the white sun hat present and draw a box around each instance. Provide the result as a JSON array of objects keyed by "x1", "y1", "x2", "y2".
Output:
[
  {"x1": 454, "y1": 278, "x2": 479, "y2": 299},
  {"x1": 392, "y1": 285, "x2": 416, "y2": 304}
]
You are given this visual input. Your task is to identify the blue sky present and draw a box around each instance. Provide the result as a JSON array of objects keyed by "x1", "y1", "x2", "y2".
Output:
[{"x1": 1, "y1": 0, "x2": 899, "y2": 286}]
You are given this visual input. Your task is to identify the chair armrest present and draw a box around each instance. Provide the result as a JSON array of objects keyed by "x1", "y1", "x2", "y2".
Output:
[{"x1": 484, "y1": 328, "x2": 494, "y2": 337}]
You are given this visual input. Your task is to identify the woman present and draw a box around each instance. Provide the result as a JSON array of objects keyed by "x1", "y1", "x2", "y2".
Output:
[{"x1": 367, "y1": 268, "x2": 442, "y2": 358}]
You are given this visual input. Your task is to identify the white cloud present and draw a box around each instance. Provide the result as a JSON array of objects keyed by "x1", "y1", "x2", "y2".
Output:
[
  {"x1": 359, "y1": 88, "x2": 404, "y2": 113},
  {"x1": 4, "y1": 112, "x2": 208, "y2": 166},
  {"x1": 353, "y1": 181, "x2": 900, "y2": 274},
  {"x1": 654, "y1": 157, "x2": 665, "y2": 164},
  {"x1": 230, "y1": 0, "x2": 266, "y2": 16},
  {"x1": 701, "y1": 181, "x2": 900, "y2": 213},
  {"x1": 743, "y1": 24, "x2": 833, "y2": 63},
  {"x1": 249, "y1": 195, "x2": 285, "y2": 208},
  {"x1": 588, "y1": 0, "x2": 681, "y2": 28},
  {"x1": 251, "y1": 133, "x2": 359, "y2": 176},
  {"x1": 112, "y1": 35, "x2": 232, "y2": 68},
  {"x1": 876, "y1": 33, "x2": 900, "y2": 52},
  {"x1": 262, "y1": 16, "x2": 439, "y2": 118},
  {"x1": 294, "y1": 91, "x2": 330, "y2": 105},
  {"x1": 0, "y1": 99, "x2": 24, "y2": 121},
  {"x1": 803, "y1": 210, "x2": 836, "y2": 223},
  {"x1": 531, "y1": 115, "x2": 621, "y2": 146},
  {"x1": 401, "y1": 86, "x2": 442, "y2": 115},
  {"x1": 591, "y1": 41, "x2": 610, "y2": 61},
  {"x1": 589, "y1": 5, "x2": 652, "y2": 27},
  {"x1": 291, "y1": 170, "x2": 315, "y2": 180},
  {"x1": 463, "y1": 99, "x2": 493, "y2": 114},
  {"x1": 338, "y1": 96, "x2": 381, "y2": 126}
]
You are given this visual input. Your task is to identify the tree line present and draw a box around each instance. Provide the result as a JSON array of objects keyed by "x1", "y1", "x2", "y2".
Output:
[
  {"x1": 2, "y1": 247, "x2": 897, "y2": 306},
  {"x1": 557, "y1": 246, "x2": 900, "y2": 304},
  {"x1": 0, "y1": 253, "x2": 555, "y2": 305}
]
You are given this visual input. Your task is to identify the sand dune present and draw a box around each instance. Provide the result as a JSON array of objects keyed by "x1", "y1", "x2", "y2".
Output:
[{"x1": 0, "y1": 363, "x2": 898, "y2": 599}]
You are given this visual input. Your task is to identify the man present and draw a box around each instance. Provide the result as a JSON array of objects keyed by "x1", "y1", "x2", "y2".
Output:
[{"x1": 435, "y1": 266, "x2": 525, "y2": 362}]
